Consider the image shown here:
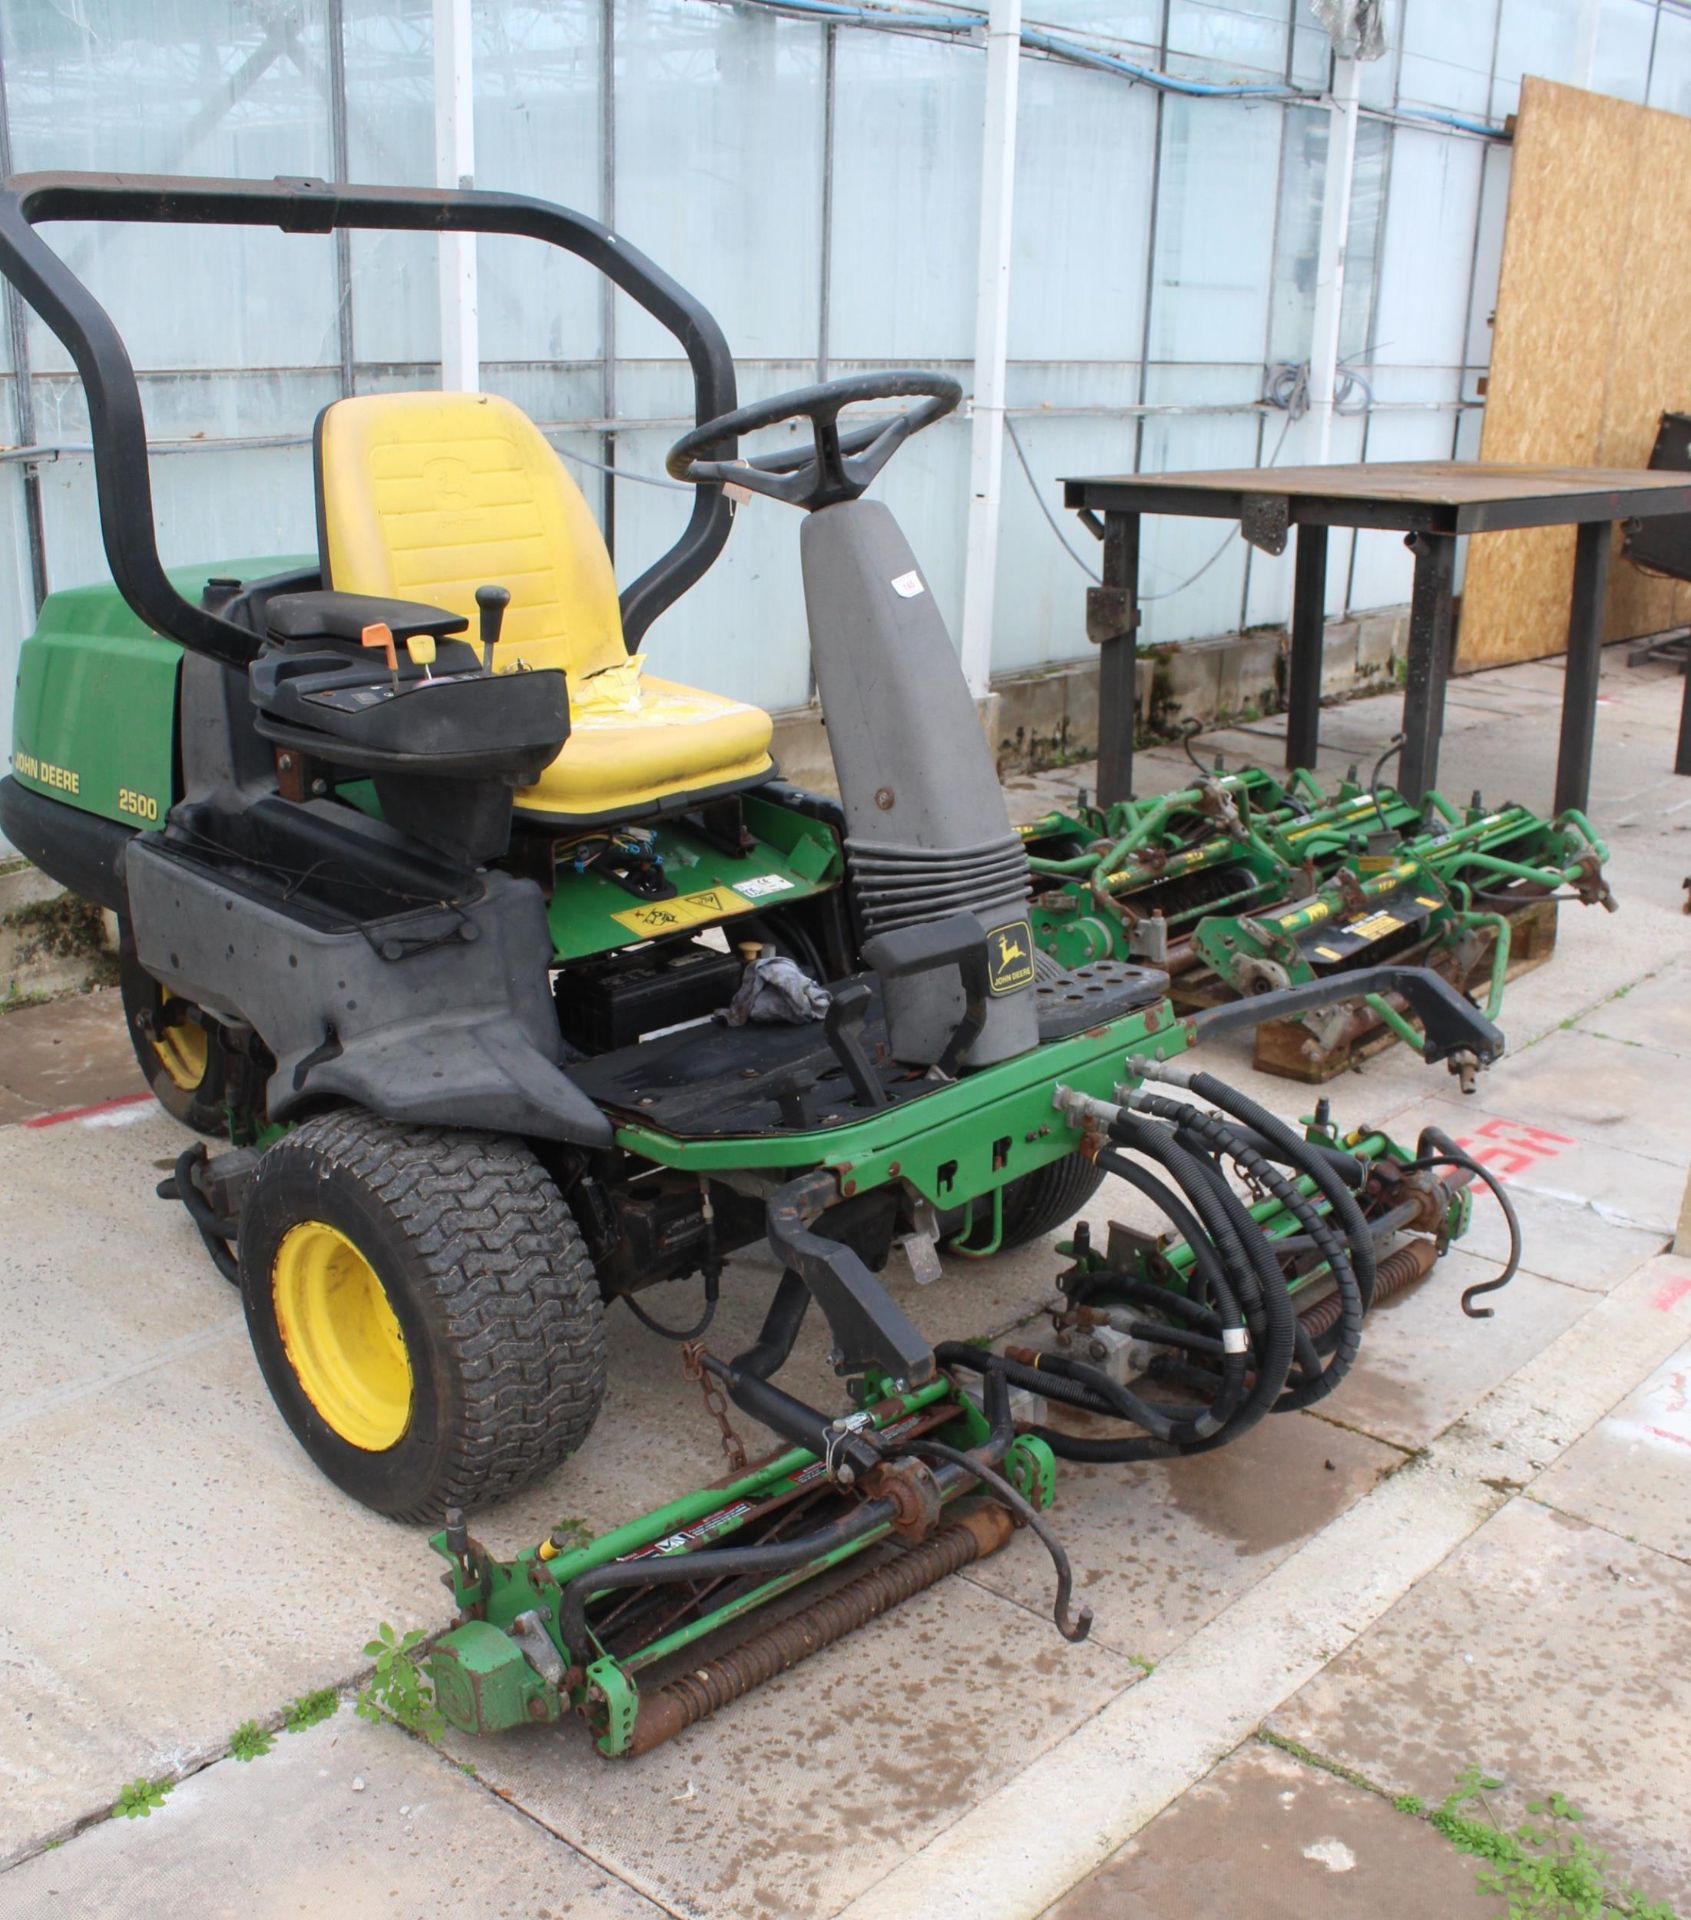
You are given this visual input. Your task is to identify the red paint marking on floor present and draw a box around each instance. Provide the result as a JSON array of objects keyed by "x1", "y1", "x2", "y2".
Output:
[
  {"x1": 1650, "y1": 1274, "x2": 1691, "y2": 1314},
  {"x1": 1454, "y1": 1117, "x2": 1577, "y2": 1181},
  {"x1": 21, "y1": 1090, "x2": 152, "y2": 1130},
  {"x1": 1645, "y1": 1425, "x2": 1691, "y2": 1452}
]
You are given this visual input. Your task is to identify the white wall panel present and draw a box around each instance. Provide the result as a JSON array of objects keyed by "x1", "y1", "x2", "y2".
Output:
[{"x1": 8, "y1": 0, "x2": 1691, "y2": 781}]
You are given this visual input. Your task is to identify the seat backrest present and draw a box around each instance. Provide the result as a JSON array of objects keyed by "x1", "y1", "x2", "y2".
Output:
[{"x1": 314, "y1": 390, "x2": 626, "y2": 681}]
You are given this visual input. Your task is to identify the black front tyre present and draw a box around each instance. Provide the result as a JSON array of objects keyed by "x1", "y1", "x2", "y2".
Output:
[
  {"x1": 994, "y1": 1154, "x2": 1107, "y2": 1251},
  {"x1": 238, "y1": 1109, "x2": 607, "y2": 1522}
]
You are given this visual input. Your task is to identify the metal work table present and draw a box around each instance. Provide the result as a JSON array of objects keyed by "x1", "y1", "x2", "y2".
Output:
[{"x1": 1062, "y1": 461, "x2": 1691, "y2": 812}]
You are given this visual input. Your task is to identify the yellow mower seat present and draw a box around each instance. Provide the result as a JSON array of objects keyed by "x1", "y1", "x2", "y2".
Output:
[{"x1": 313, "y1": 389, "x2": 774, "y2": 822}]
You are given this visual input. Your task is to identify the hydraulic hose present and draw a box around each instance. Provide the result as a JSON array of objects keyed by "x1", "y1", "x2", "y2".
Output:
[
  {"x1": 1155, "y1": 1063, "x2": 1380, "y2": 1314},
  {"x1": 1136, "y1": 1094, "x2": 1365, "y2": 1407},
  {"x1": 1105, "y1": 1115, "x2": 1297, "y2": 1445}
]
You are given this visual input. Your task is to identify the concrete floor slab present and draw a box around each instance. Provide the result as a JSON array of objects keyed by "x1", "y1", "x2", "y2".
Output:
[
  {"x1": 1431, "y1": 1172, "x2": 1667, "y2": 1295},
  {"x1": 0, "y1": 989, "x2": 137, "y2": 1120},
  {"x1": 1358, "y1": 1090, "x2": 1686, "y2": 1241},
  {"x1": 1532, "y1": 1342, "x2": 1691, "y2": 1563},
  {"x1": 443, "y1": 1569, "x2": 1135, "y2": 1920},
  {"x1": 962, "y1": 1406, "x2": 1401, "y2": 1663},
  {"x1": 0, "y1": 1711, "x2": 662, "y2": 1920},
  {"x1": 0, "y1": 1089, "x2": 1080, "y2": 1863},
  {"x1": 3, "y1": 654, "x2": 1687, "y2": 1916},
  {"x1": 1574, "y1": 955, "x2": 1691, "y2": 1058},
  {"x1": 1042, "y1": 1738, "x2": 1495, "y2": 1920},
  {"x1": 1309, "y1": 1259, "x2": 1591, "y2": 1451},
  {"x1": 0, "y1": 1107, "x2": 241, "y2": 1408},
  {"x1": 1268, "y1": 1496, "x2": 1691, "y2": 1908},
  {"x1": 1466, "y1": 1026, "x2": 1691, "y2": 1164}
]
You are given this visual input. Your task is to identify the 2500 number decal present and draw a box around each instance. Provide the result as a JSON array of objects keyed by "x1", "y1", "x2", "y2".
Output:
[{"x1": 117, "y1": 787, "x2": 160, "y2": 822}]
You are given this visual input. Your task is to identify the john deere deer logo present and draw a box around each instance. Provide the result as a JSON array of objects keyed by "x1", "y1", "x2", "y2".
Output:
[{"x1": 986, "y1": 919, "x2": 1036, "y2": 995}]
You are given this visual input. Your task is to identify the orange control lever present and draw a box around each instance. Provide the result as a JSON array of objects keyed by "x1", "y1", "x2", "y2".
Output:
[{"x1": 360, "y1": 622, "x2": 398, "y2": 673}]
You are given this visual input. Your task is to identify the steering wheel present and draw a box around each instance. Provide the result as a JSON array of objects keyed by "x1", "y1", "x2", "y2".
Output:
[{"x1": 666, "y1": 370, "x2": 962, "y2": 511}]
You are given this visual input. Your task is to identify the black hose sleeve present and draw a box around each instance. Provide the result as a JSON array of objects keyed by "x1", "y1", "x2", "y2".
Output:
[
  {"x1": 1267, "y1": 1194, "x2": 1420, "y2": 1256},
  {"x1": 1179, "y1": 1117, "x2": 1368, "y2": 1188},
  {"x1": 1408, "y1": 1126, "x2": 1521, "y2": 1317},
  {"x1": 1027, "y1": 1424, "x2": 1184, "y2": 1464},
  {"x1": 1154, "y1": 1100, "x2": 1364, "y2": 1406},
  {"x1": 160, "y1": 1144, "x2": 240, "y2": 1286},
  {"x1": 1183, "y1": 1069, "x2": 1379, "y2": 1315},
  {"x1": 1106, "y1": 1116, "x2": 1290, "y2": 1446},
  {"x1": 1093, "y1": 1148, "x2": 1231, "y2": 1320},
  {"x1": 1072, "y1": 1267, "x2": 1220, "y2": 1332}
]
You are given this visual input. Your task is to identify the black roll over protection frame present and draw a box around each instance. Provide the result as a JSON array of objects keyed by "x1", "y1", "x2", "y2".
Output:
[{"x1": 0, "y1": 170, "x2": 744, "y2": 670}]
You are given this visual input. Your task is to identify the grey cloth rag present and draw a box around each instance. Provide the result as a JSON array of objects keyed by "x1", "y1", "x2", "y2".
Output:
[{"x1": 718, "y1": 954, "x2": 832, "y2": 1026}]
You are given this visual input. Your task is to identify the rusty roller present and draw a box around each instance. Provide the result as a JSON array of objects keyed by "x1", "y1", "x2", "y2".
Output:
[
  {"x1": 624, "y1": 1505, "x2": 1016, "y2": 1756},
  {"x1": 1297, "y1": 1234, "x2": 1438, "y2": 1341}
]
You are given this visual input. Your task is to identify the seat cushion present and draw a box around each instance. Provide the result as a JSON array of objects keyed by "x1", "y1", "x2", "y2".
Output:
[
  {"x1": 316, "y1": 390, "x2": 627, "y2": 681},
  {"x1": 314, "y1": 390, "x2": 778, "y2": 823},
  {"x1": 515, "y1": 672, "x2": 774, "y2": 822}
]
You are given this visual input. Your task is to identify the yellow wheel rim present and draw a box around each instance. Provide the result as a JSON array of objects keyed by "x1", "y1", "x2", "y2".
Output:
[
  {"x1": 272, "y1": 1221, "x2": 413, "y2": 1451},
  {"x1": 153, "y1": 1015, "x2": 209, "y2": 1092}
]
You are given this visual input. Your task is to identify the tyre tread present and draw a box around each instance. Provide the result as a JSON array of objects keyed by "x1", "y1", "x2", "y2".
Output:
[{"x1": 249, "y1": 1109, "x2": 606, "y2": 1521}]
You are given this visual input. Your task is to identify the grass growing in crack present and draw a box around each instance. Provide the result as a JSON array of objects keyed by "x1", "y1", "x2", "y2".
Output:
[
  {"x1": 1431, "y1": 1767, "x2": 1681, "y2": 1920},
  {"x1": 112, "y1": 1777, "x2": 171, "y2": 1820},
  {"x1": 1258, "y1": 1737, "x2": 1680, "y2": 1920},
  {"x1": 284, "y1": 1688, "x2": 339, "y2": 1733},
  {"x1": 229, "y1": 1719, "x2": 274, "y2": 1763},
  {"x1": 1258, "y1": 1729, "x2": 1386, "y2": 1798},
  {"x1": 357, "y1": 1623, "x2": 443, "y2": 1742}
]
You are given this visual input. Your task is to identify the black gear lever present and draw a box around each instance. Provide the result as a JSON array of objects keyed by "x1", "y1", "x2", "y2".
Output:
[{"x1": 475, "y1": 583, "x2": 511, "y2": 670}]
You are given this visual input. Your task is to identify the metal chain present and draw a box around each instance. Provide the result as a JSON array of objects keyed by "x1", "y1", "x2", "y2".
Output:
[{"x1": 681, "y1": 1341, "x2": 748, "y2": 1474}]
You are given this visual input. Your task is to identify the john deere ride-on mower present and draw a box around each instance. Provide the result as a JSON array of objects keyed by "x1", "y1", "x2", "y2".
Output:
[{"x1": 0, "y1": 173, "x2": 1518, "y2": 1756}]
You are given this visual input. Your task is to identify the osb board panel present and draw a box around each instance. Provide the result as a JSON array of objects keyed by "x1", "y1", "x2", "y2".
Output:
[
  {"x1": 1600, "y1": 97, "x2": 1691, "y2": 646},
  {"x1": 1458, "y1": 78, "x2": 1691, "y2": 668}
]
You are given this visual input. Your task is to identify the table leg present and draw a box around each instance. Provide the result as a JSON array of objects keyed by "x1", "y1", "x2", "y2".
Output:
[
  {"x1": 1554, "y1": 520, "x2": 1612, "y2": 816},
  {"x1": 1094, "y1": 512, "x2": 1141, "y2": 810},
  {"x1": 1398, "y1": 531, "x2": 1456, "y2": 804},
  {"x1": 1286, "y1": 522, "x2": 1328, "y2": 773},
  {"x1": 1677, "y1": 648, "x2": 1691, "y2": 778}
]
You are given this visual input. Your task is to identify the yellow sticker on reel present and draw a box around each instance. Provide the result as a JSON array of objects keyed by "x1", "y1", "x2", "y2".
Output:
[
  {"x1": 1347, "y1": 910, "x2": 1404, "y2": 941},
  {"x1": 612, "y1": 886, "x2": 754, "y2": 939}
]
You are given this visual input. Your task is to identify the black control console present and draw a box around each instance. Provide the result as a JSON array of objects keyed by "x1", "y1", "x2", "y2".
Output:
[{"x1": 250, "y1": 589, "x2": 570, "y2": 866}]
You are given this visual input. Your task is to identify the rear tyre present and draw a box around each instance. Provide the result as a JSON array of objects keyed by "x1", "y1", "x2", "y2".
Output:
[
  {"x1": 238, "y1": 1109, "x2": 607, "y2": 1522},
  {"x1": 994, "y1": 1155, "x2": 1107, "y2": 1251},
  {"x1": 118, "y1": 936, "x2": 229, "y2": 1135}
]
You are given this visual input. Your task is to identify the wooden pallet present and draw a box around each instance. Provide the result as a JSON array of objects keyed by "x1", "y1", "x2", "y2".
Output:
[{"x1": 1170, "y1": 895, "x2": 1561, "y2": 1083}]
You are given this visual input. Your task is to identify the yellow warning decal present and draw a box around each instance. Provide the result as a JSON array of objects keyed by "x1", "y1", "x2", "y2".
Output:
[
  {"x1": 612, "y1": 886, "x2": 753, "y2": 938},
  {"x1": 1415, "y1": 895, "x2": 1440, "y2": 908},
  {"x1": 1314, "y1": 945, "x2": 1343, "y2": 961},
  {"x1": 1347, "y1": 910, "x2": 1404, "y2": 942}
]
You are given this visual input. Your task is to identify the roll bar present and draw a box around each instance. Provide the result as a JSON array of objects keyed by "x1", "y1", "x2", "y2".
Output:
[{"x1": 0, "y1": 172, "x2": 740, "y2": 671}]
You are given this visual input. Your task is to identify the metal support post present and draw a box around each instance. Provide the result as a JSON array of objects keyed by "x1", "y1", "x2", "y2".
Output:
[
  {"x1": 1286, "y1": 521, "x2": 1328, "y2": 771},
  {"x1": 433, "y1": 0, "x2": 478, "y2": 392},
  {"x1": 1555, "y1": 519, "x2": 1612, "y2": 815},
  {"x1": 1676, "y1": 651, "x2": 1691, "y2": 779},
  {"x1": 326, "y1": 0, "x2": 356, "y2": 398},
  {"x1": 1307, "y1": 55, "x2": 1359, "y2": 465},
  {"x1": 958, "y1": 0, "x2": 1023, "y2": 699},
  {"x1": 1398, "y1": 530, "x2": 1456, "y2": 804},
  {"x1": 1093, "y1": 513, "x2": 1141, "y2": 809}
]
